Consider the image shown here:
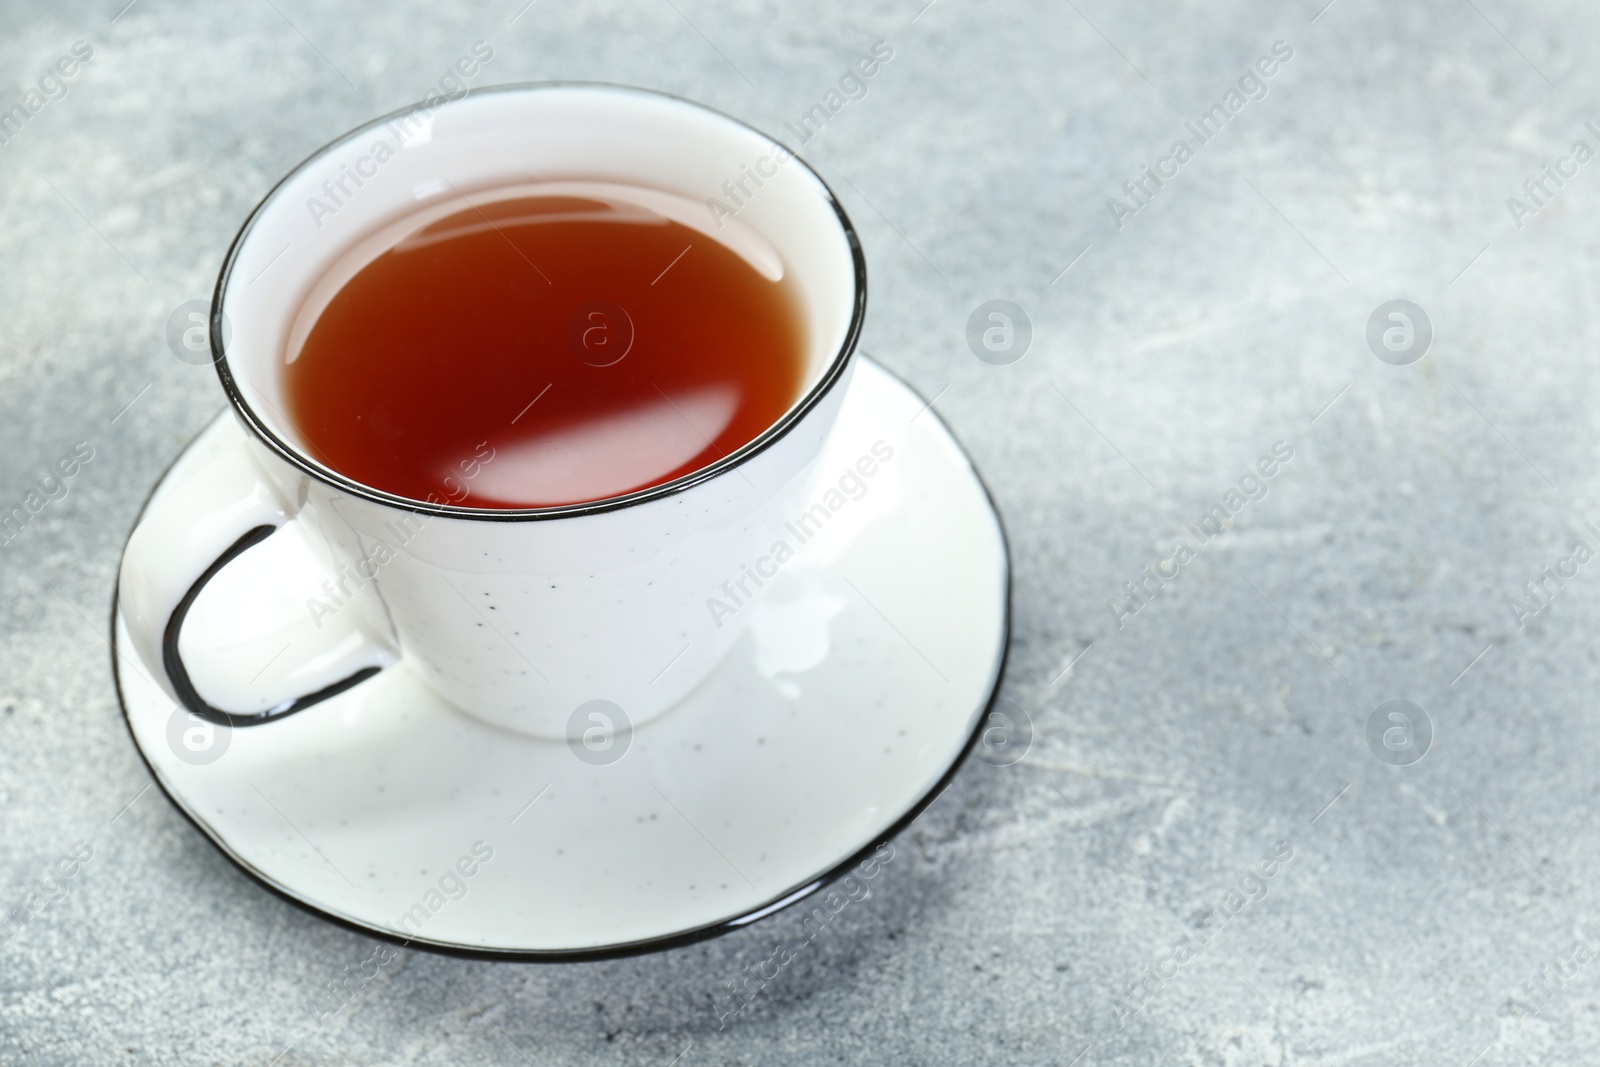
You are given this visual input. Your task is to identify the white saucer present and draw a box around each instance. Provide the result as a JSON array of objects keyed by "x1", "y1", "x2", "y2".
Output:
[{"x1": 112, "y1": 358, "x2": 1010, "y2": 957}]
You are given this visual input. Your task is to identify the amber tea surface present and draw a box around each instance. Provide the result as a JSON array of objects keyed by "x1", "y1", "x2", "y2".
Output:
[{"x1": 284, "y1": 189, "x2": 807, "y2": 507}]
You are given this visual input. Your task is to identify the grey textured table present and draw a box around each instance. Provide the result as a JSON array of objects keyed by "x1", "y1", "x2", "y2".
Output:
[{"x1": 4, "y1": 0, "x2": 1598, "y2": 1062}]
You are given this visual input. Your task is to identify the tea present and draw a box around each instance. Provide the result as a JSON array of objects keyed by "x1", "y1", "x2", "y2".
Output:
[{"x1": 283, "y1": 187, "x2": 807, "y2": 507}]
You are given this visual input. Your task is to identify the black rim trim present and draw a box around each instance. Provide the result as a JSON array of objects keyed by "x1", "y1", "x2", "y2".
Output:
[
  {"x1": 110, "y1": 366, "x2": 1013, "y2": 962},
  {"x1": 210, "y1": 81, "x2": 868, "y2": 522},
  {"x1": 161, "y1": 523, "x2": 384, "y2": 727}
]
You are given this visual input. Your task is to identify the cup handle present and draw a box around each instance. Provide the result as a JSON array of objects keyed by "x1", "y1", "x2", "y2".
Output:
[{"x1": 119, "y1": 437, "x2": 396, "y2": 727}]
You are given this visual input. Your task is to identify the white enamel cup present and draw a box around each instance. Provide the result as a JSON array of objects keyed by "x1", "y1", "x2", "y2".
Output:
[{"x1": 118, "y1": 83, "x2": 865, "y2": 738}]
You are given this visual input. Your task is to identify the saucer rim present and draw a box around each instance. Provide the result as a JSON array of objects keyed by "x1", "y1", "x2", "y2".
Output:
[{"x1": 110, "y1": 361, "x2": 1012, "y2": 961}]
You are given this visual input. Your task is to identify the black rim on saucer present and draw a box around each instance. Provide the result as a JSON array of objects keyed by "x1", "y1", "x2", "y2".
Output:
[{"x1": 110, "y1": 366, "x2": 1013, "y2": 962}]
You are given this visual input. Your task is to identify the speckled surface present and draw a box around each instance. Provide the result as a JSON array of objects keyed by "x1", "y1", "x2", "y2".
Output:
[{"x1": 5, "y1": 0, "x2": 1600, "y2": 1063}]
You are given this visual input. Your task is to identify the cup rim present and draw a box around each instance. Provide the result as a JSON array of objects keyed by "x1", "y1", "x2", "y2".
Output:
[{"x1": 209, "y1": 81, "x2": 867, "y2": 523}]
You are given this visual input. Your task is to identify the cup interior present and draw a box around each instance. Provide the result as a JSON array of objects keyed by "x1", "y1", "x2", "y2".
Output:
[{"x1": 214, "y1": 83, "x2": 863, "y2": 511}]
